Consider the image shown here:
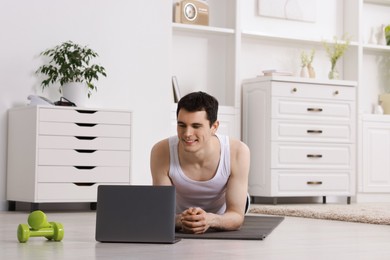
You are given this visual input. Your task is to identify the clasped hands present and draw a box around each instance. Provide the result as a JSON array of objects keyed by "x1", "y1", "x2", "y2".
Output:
[{"x1": 179, "y1": 207, "x2": 211, "y2": 234}]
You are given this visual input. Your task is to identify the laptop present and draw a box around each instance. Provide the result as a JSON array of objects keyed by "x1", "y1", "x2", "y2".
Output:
[{"x1": 95, "y1": 185, "x2": 180, "y2": 244}]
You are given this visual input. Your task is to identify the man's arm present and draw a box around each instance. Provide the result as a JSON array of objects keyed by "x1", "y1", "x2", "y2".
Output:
[
  {"x1": 218, "y1": 138, "x2": 250, "y2": 228},
  {"x1": 150, "y1": 139, "x2": 185, "y2": 229},
  {"x1": 180, "y1": 139, "x2": 250, "y2": 233},
  {"x1": 150, "y1": 139, "x2": 172, "y2": 186}
]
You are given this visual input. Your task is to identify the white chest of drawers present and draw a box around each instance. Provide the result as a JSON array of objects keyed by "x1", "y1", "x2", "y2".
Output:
[
  {"x1": 242, "y1": 77, "x2": 356, "y2": 204},
  {"x1": 7, "y1": 106, "x2": 132, "y2": 210}
]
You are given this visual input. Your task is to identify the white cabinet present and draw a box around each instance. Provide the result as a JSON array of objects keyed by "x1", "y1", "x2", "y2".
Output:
[
  {"x1": 360, "y1": 115, "x2": 390, "y2": 193},
  {"x1": 242, "y1": 77, "x2": 356, "y2": 204},
  {"x1": 7, "y1": 106, "x2": 132, "y2": 210}
]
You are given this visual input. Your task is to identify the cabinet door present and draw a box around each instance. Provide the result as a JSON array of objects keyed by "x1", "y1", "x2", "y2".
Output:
[{"x1": 362, "y1": 122, "x2": 390, "y2": 192}]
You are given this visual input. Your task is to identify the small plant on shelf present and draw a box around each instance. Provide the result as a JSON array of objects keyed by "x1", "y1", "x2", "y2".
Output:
[
  {"x1": 300, "y1": 49, "x2": 315, "y2": 78},
  {"x1": 322, "y1": 34, "x2": 350, "y2": 80},
  {"x1": 385, "y1": 25, "x2": 390, "y2": 46}
]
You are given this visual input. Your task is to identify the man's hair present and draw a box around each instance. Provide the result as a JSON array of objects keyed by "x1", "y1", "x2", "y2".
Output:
[{"x1": 177, "y1": 91, "x2": 219, "y2": 127}]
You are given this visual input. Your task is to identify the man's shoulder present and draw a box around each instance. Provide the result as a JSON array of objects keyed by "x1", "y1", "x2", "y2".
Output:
[
  {"x1": 228, "y1": 137, "x2": 250, "y2": 156},
  {"x1": 227, "y1": 136, "x2": 247, "y2": 148},
  {"x1": 151, "y1": 138, "x2": 170, "y2": 153}
]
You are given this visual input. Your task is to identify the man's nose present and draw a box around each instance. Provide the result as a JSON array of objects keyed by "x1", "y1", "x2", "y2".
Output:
[{"x1": 183, "y1": 127, "x2": 193, "y2": 137}]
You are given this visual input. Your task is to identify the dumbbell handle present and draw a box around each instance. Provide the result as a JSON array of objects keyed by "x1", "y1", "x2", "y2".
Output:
[{"x1": 29, "y1": 227, "x2": 55, "y2": 238}]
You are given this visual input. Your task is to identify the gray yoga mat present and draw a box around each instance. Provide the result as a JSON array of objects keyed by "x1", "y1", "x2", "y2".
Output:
[{"x1": 175, "y1": 215, "x2": 284, "y2": 240}]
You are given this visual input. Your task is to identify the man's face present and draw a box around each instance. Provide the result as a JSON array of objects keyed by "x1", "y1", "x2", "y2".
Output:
[{"x1": 176, "y1": 109, "x2": 217, "y2": 152}]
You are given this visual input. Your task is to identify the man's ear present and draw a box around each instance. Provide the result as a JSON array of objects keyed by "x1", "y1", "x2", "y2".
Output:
[{"x1": 211, "y1": 120, "x2": 219, "y2": 134}]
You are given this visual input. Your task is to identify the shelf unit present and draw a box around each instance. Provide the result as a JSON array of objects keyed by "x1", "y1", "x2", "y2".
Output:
[
  {"x1": 171, "y1": 0, "x2": 390, "y2": 201},
  {"x1": 171, "y1": 0, "x2": 239, "y2": 137}
]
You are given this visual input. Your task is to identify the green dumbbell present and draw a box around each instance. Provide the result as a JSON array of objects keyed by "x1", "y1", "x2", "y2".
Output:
[{"x1": 17, "y1": 210, "x2": 64, "y2": 243}]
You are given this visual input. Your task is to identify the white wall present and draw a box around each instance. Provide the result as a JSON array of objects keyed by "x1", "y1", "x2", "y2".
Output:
[
  {"x1": 240, "y1": 0, "x2": 343, "y2": 80},
  {"x1": 0, "y1": 0, "x2": 172, "y2": 210}
]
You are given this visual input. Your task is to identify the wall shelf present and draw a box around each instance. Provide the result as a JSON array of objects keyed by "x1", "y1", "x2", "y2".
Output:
[
  {"x1": 172, "y1": 23, "x2": 235, "y2": 35},
  {"x1": 242, "y1": 30, "x2": 360, "y2": 47},
  {"x1": 363, "y1": 44, "x2": 390, "y2": 53},
  {"x1": 242, "y1": 30, "x2": 321, "y2": 45},
  {"x1": 364, "y1": 0, "x2": 390, "y2": 5}
]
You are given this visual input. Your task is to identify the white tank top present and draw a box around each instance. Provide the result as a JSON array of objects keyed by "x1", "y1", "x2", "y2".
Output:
[{"x1": 168, "y1": 134, "x2": 231, "y2": 214}]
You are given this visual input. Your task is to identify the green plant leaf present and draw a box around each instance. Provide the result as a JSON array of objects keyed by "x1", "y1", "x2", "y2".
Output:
[{"x1": 36, "y1": 41, "x2": 107, "y2": 97}]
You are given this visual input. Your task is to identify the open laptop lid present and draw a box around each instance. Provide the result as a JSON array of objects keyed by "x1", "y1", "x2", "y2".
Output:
[{"x1": 95, "y1": 185, "x2": 180, "y2": 244}]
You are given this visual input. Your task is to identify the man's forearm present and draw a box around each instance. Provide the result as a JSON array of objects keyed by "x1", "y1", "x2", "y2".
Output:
[{"x1": 207, "y1": 211, "x2": 244, "y2": 231}]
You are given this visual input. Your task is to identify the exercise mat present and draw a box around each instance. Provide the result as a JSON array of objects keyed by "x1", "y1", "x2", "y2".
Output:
[{"x1": 175, "y1": 215, "x2": 284, "y2": 240}]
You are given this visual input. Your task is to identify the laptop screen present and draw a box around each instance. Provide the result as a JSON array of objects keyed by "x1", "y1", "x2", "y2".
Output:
[{"x1": 95, "y1": 185, "x2": 178, "y2": 243}]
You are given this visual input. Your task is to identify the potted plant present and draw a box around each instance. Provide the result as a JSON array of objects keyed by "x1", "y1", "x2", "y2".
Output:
[
  {"x1": 322, "y1": 34, "x2": 350, "y2": 80},
  {"x1": 385, "y1": 25, "x2": 390, "y2": 46},
  {"x1": 36, "y1": 41, "x2": 107, "y2": 106},
  {"x1": 300, "y1": 49, "x2": 315, "y2": 78}
]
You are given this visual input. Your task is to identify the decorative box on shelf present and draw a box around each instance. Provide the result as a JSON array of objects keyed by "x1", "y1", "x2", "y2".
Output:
[
  {"x1": 6, "y1": 105, "x2": 132, "y2": 211},
  {"x1": 242, "y1": 76, "x2": 357, "y2": 204}
]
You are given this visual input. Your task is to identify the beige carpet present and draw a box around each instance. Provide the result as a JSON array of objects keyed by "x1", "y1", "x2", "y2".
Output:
[{"x1": 249, "y1": 203, "x2": 390, "y2": 225}]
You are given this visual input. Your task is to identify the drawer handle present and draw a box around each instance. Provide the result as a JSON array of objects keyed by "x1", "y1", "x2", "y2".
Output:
[
  {"x1": 307, "y1": 130, "x2": 323, "y2": 134},
  {"x1": 307, "y1": 154, "x2": 322, "y2": 158},
  {"x1": 73, "y1": 183, "x2": 96, "y2": 187},
  {"x1": 75, "y1": 149, "x2": 97, "y2": 153},
  {"x1": 307, "y1": 108, "x2": 323, "y2": 112},
  {"x1": 291, "y1": 87, "x2": 297, "y2": 93},
  {"x1": 333, "y1": 90, "x2": 339, "y2": 95},
  {"x1": 74, "y1": 166, "x2": 96, "y2": 170},
  {"x1": 307, "y1": 181, "x2": 323, "y2": 185},
  {"x1": 75, "y1": 136, "x2": 97, "y2": 140},
  {"x1": 75, "y1": 110, "x2": 97, "y2": 114},
  {"x1": 75, "y1": 123, "x2": 97, "y2": 127}
]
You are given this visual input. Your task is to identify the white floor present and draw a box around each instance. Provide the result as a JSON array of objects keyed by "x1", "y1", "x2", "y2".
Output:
[{"x1": 1, "y1": 206, "x2": 390, "y2": 260}]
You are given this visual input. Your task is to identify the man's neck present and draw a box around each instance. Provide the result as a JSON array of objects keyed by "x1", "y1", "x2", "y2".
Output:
[{"x1": 178, "y1": 135, "x2": 221, "y2": 180}]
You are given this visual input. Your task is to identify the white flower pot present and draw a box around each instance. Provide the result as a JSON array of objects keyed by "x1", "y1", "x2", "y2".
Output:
[{"x1": 62, "y1": 82, "x2": 88, "y2": 107}]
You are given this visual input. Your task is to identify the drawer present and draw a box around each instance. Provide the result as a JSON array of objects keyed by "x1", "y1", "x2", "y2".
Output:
[
  {"x1": 38, "y1": 149, "x2": 130, "y2": 167},
  {"x1": 271, "y1": 120, "x2": 354, "y2": 143},
  {"x1": 271, "y1": 81, "x2": 355, "y2": 101},
  {"x1": 39, "y1": 107, "x2": 131, "y2": 125},
  {"x1": 272, "y1": 171, "x2": 351, "y2": 194},
  {"x1": 39, "y1": 136, "x2": 130, "y2": 150},
  {"x1": 39, "y1": 122, "x2": 131, "y2": 137},
  {"x1": 36, "y1": 183, "x2": 125, "y2": 202},
  {"x1": 271, "y1": 143, "x2": 353, "y2": 168},
  {"x1": 38, "y1": 166, "x2": 130, "y2": 183},
  {"x1": 272, "y1": 98, "x2": 354, "y2": 120}
]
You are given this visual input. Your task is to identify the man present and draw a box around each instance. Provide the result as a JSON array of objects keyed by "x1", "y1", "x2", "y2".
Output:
[{"x1": 150, "y1": 91, "x2": 250, "y2": 234}]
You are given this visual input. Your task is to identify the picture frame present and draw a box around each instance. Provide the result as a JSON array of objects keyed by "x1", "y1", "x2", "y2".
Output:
[
  {"x1": 258, "y1": 0, "x2": 316, "y2": 23},
  {"x1": 172, "y1": 76, "x2": 181, "y2": 103}
]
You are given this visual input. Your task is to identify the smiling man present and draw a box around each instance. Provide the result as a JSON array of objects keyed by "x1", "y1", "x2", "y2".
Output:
[{"x1": 150, "y1": 91, "x2": 250, "y2": 234}]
